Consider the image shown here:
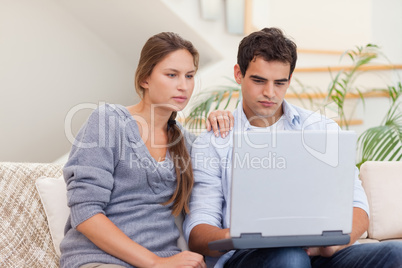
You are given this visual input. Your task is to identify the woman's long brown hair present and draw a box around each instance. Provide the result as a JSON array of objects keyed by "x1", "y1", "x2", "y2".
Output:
[{"x1": 134, "y1": 32, "x2": 199, "y2": 216}]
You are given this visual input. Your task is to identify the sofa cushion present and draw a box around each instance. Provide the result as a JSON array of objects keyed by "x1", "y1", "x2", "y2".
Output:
[
  {"x1": 35, "y1": 176, "x2": 70, "y2": 256},
  {"x1": 360, "y1": 161, "x2": 402, "y2": 240},
  {"x1": 0, "y1": 162, "x2": 63, "y2": 267}
]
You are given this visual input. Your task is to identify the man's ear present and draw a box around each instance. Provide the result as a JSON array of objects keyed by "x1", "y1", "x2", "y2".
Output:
[
  {"x1": 288, "y1": 74, "x2": 293, "y2": 84},
  {"x1": 234, "y1": 64, "x2": 243, "y2": 84}
]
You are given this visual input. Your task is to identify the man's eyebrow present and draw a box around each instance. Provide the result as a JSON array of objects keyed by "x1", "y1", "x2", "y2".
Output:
[
  {"x1": 249, "y1": 75, "x2": 289, "y2": 82},
  {"x1": 249, "y1": 75, "x2": 267, "y2": 81},
  {"x1": 275, "y1": 78, "x2": 289, "y2": 82}
]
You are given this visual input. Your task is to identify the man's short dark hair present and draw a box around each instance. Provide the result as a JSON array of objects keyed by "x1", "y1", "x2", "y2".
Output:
[{"x1": 237, "y1": 27, "x2": 297, "y2": 78}]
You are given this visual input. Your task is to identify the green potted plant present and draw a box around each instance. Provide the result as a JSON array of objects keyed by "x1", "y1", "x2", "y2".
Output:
[{"x1": 357, "y1": 82, "x2": 401, "y2": 167}]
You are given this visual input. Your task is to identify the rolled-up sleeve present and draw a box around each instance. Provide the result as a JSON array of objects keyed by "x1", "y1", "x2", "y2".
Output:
[
  {"x1": 183, "y1": 132, "x2": 227, "y2": 242},
  {"x1": 63, "y1": 105, "x2": 118, "y2": 229},
  {"x1": 353, "y1": 167, "x2": 370, "y2": 217}
]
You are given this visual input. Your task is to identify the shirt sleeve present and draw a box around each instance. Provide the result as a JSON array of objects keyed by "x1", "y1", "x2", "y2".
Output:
[
  {"x1": 63, "y1": 105, "x2": 120, "y2": 229},
  {"x1": 183, "y1": 132, "x2": 226, "y2": 242},
  {"x1": 353, "y1": 166, "x2": 370, "y2": 217}
]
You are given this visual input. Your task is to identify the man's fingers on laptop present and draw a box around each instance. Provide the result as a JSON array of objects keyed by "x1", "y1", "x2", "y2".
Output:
[
  {"x1": 318, "y1": 245, "x2": 342, "y2": 257},
  {"x1": 305, "y1": 246, "x2": 340, "y2": 257},
  {"x1": 305, "y1": 247, "x2": 320, "y2": 256}
]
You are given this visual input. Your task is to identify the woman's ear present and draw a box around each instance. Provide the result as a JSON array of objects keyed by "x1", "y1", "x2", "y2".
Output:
[
  {"x1": 140, "y1": 79, "x2": 149, "y2": 89},
  {"x1": 234, "y1": 64, "x2": 242, "y2": 84}
]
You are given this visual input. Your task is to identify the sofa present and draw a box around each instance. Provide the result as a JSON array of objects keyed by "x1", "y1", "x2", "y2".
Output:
[{"x1": 0, "y1": 161, "x2": 401, "y2": 267}]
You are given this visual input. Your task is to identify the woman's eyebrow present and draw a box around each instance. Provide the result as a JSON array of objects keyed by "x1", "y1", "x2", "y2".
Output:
[{"x1": 163, "y1": 68, "x2": 196, "y2": 73}]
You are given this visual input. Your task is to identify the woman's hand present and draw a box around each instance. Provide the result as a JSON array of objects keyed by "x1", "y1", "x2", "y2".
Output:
[
  {"x1": 153, "y1": 251, "x2": 206, "y2": 268},
  {"x1": 206, "y1": 110, "x2": 234, "y2": 138}
]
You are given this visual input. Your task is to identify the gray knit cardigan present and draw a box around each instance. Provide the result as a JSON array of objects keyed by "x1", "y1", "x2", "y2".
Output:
[{"x1": 60, "y1": 104, "x2": 195, "y2": 268}]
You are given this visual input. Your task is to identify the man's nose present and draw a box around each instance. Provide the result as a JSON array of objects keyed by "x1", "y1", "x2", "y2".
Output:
[{"x1": 262, "y1": 82, "x2": 275, "y2": 98}]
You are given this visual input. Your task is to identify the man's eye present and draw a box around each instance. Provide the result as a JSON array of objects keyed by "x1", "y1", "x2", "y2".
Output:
[
  {"x1": 253, "y1": 80, "x2": 264, "y2": 84},
  {"x1": 276, "y1": 82, "x2": 285, "y2": 86}
]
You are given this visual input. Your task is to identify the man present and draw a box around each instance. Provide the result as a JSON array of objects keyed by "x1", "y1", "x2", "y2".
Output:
[{"x1": 183, "y1": 28, "x2": 402, "y2": 267}]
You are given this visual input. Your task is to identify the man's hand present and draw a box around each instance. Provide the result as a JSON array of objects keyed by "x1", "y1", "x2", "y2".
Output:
[
  {"x1": 206, "y1": 110, "x2": 234, "y2": 138},
  {"x1": 305, "y1": 245, "x2": 342, "y2": 257}
]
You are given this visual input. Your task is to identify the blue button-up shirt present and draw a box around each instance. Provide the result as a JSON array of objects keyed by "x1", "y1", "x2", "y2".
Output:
[{"x1": 184, "y1": 100, "x2": 369, "y2": 268}]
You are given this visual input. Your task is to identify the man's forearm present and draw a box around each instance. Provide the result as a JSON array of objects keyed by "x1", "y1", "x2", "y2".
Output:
[
  {"x1": 305, "y1": 207, "x2": 369, "y2": 257},
  {"x1": 346, "y1": 207, "x2": 369, "y2": 246},
  {"x1": 336, "y1": 206, "x2": 369, "y2": 252},
  {"x1": 188, "y1": 224, "x2": 230, "y2": 257}
]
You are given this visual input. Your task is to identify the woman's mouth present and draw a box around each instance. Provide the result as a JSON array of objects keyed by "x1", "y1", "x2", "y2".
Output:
[{"x1": 173, "y1": 96, "x2": 188, "y2": 103}]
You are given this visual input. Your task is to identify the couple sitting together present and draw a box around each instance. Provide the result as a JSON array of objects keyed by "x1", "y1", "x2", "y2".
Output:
[{"x1": 60, "y1": 28, "x2": 402, "y2": 268}]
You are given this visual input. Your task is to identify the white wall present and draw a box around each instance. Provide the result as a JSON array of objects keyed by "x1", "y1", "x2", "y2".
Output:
[
  {"x1": 266, "y1": 0, "x2": 372, "y2": 51},
  {"x1": 0, "y1": 0, "x2": 222, "y2": 163},
  {"x1": 371, "y1": 0, "x2": 402, "y2": 64},
  {"x1": 0, "y1": 0, "x2": 137, "y2": 162}
]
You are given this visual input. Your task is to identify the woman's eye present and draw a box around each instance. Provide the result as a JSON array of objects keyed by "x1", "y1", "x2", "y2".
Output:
[
  {"x1": 167, "y1": 74, "x2": 176, "y2": 77},
  {"x1": 186, "y1": 74, "x2": 194, "y2": 79}
]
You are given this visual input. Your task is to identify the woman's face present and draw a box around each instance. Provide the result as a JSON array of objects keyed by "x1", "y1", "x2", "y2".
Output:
[{"x1": 141, "y1": 49, "x2": 196, "y2": 112}]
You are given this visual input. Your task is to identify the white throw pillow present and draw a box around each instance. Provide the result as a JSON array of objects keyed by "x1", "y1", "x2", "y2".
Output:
[
  {"x1": 35, "y1": 176, "x2": 69, "y2": 256},
  {"x1": 360, "y1": 161, "x2": 402, "y2": 240}
]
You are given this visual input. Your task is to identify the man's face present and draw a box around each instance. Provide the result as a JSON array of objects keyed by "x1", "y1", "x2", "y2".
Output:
[{"x1": 234, "y1": 57, "x2": 291, "y2": 127}]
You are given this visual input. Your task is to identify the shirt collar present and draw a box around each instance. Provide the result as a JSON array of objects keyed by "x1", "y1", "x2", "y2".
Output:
[{"x1": 233, "y1": 99, "x2": 301, "y2": 131}]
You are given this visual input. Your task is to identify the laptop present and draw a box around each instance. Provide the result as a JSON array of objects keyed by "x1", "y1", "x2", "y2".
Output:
[{"x1": 209, "y1": 130, "x2": 356, "y2": 251}]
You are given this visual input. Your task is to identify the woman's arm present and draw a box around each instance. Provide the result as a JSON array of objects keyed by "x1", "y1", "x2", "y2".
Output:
[
  {"x1": 77, "y1": 213, "x2": 206, "y2": 268},
  {"x1": 77, "y1": 213, "x2": 157, "y2": 266}
]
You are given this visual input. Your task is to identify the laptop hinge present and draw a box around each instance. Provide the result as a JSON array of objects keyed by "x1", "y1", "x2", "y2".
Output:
[
  {"x1": 240, "y1": 233, "x2": 263, "y2": 239},
  {"x1": 322, "y1": 230, "x2": 344, "y2": 236},
  {"x1": 239, "y1": 231, "x2": 345, "y2": 238}
]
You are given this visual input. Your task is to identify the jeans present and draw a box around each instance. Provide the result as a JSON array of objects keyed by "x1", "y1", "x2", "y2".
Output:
[
  {"x1": 224, "y1": 247, "x2": 311, "y2": 268},
  {"x1": 224, "y1": 241, "x2": 402, "y2": 268}
]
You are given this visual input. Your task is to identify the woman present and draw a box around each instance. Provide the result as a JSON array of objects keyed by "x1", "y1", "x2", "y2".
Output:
[{"x1": 60, "y1": 32, "x2": 231, "y2": 268}]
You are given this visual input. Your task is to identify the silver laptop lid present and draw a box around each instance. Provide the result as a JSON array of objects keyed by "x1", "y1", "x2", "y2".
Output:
[{"x1": 230, "y1": 130, "x2": 356, "y2": 238}]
